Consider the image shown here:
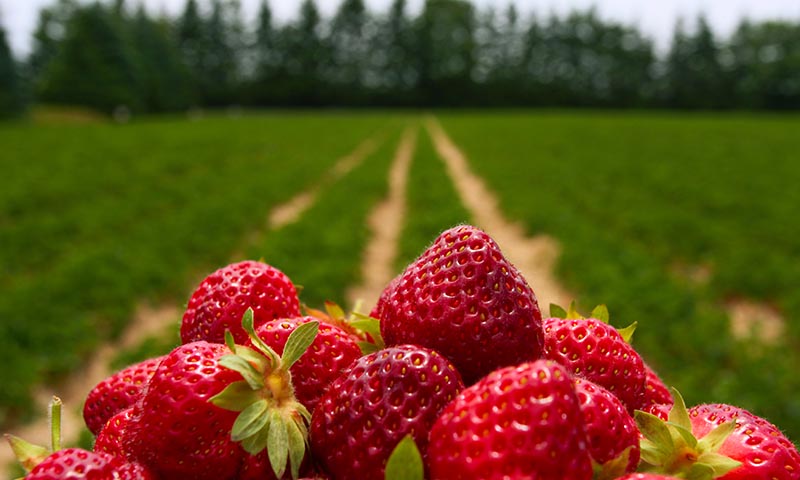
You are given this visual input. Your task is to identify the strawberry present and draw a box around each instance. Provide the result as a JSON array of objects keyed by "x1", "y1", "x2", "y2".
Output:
[
  {"x1": 636, "y1": 390, "x2": 800, "y2": 479},
  {"x1": 253, "y1": 316, "x2": 361, "y2": 413},
  {"x1": 25, "y1": 448, "x2": 155, "y2": 480},
  {"x1": 380, "y1": 225, "x2": 543, "y2": 384},
  {"x1": 93, "y1": 406, "x2": 135, "y2": 458},
  {"x1": 428, "y1": 359, "x2": 593, "y2": 480},
  {"x1": 638, "y1": 361, "x2": 673, "y2": 409},
  {"x1": 542, "y1": 305, "x2": 645, "y2": 411},
  {"x1": 181, "y1": 260, "x2": 301, "y2": 345},
  {"x1": 617, "y1": 475, "x2": 682, "y2": 480},
  {"x1": 83, "y1": 355, "x2": 165, "y2": 436},
  {"x1": 573, "y1": 377, "x2": 640, "y2": 475},
  {"x1": 309, "y1": 345, "x2": 464, "y2": 479}
]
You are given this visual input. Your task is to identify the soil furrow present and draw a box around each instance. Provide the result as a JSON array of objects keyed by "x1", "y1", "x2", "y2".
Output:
[
  {"x1": 425, "y1": 116, "x2": 574, "y2": 312},
  {"x1": 347, "y1": 127, "x2": 418, "y2": 310}
]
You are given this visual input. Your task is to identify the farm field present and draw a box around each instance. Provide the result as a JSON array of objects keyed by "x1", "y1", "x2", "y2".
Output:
[{"x1": 2, "y1": 109, "x2": 799, "y2": 465}]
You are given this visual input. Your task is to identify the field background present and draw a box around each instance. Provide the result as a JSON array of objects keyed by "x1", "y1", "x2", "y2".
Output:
[{"x1": 1, "y1": 110, "x2": 799, "y2": 452}]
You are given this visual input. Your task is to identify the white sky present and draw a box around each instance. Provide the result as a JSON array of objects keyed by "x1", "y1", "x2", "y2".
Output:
[{"x1": 2, "y1": 0, "x2": 800, "y2": 56}]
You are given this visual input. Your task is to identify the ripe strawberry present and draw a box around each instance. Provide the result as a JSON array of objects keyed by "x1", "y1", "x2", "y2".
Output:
[
  {"x1": 83, "y1": 355, "x2": 165, "y2": 435},
  {"x1": 310, "y1": 345, "x2": 464, "y2": 479},
  {"x1": 380, "y1": 225, "x2": 543, "y2": 384},
  {"x1": 617, "y1": 475, "x2": 681, "y2": 480},
  {"x1": 369, "y1": 274, "x2": 400, "y2": 320},
  {"x1": 543, "y1": 315, "x2": 645, "y2": 411},
  {"x1": 687, "y1": 403, "x2": 800, "y2": 479},
  {"x1": 637, "y1": 361, "x2": 673, "y2": 409},
  {"x1": 181, "y1": 260, "x2": 300, "y2": 345},
  {"x1": 25, "y1": 448, "x2": 154, "y2": 480},
  {"x1": 93, "y1": 406, "x2": 135, "y2": 458},
  {"x1": 253, "y1": 316, "x2": 361, "y2": 413},
  {"x1": 428, "y1": 359, "x2": 593, "y2": 480},
  {"x1": 636, "y1": 391, "x2": 800, "y2": 479},
  {"x1": 126, "y1": 342, "x2": 245, "y2": 479},
  {"x1": 573, "y1": 377, "x2": 640, "y2": 475}
]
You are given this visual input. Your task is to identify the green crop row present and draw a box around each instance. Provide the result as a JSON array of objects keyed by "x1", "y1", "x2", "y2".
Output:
[
  {"x1": 436, "y1": 111, "x2": 800, "y2": 442},
  {"x1": 0, "y1": 112, "x2": 394, "y2": 424},
  {"x1": 394, "y1": 126, "x2": 473, "y2": 271}
]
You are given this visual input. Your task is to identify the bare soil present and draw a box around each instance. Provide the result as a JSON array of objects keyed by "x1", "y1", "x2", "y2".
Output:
[
  {"x1": 727, "y1": 298, "x2": 784, "y2": 343},
  {"x1": 347, "y1": 127, "x2": 418, "y2": 310},
  {"x1": 425, "y1": 117, "x2": 574, "y2": 311}
]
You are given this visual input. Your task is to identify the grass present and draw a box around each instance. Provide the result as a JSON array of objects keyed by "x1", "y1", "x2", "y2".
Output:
[
  {"x1": 0, "y1": 112, "x2": 395, "y2": 424},
  {"x1": 437, "y1": 110, "x2": 800, "y2": 441}
]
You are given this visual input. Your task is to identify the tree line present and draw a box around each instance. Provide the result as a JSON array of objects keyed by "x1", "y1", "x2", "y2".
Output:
[{"x1": 1, "y1": 0, "x2": 799, "y2": 118}]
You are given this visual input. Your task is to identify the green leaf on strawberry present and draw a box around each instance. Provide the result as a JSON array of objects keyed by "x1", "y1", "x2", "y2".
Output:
[{"x1": 385, "y1": 435, "x2": 423, "y2": 480}]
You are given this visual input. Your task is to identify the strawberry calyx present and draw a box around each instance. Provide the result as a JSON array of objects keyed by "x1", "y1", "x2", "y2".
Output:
[
  {"x1": 634, "y1": 389, "x2": 741, "y2": 479},
  {"x1": 306, "y1": 300, "x2": 385, "y2": 354},
  {"x1": 210, "y1": 308, "x2": 319, "y2": 480},
  {"x1": 550, "y1": 301, "x2": 638, "y2": 343},
  {"x1": 384, "y1": 435, "x2": 424, "y2": 480},
  {"x1": 5, "y1": 396, "x2": 62, "y2": 474},
  {"x1": 593, "y1": 446, "x2": 636, "y2": 480}
]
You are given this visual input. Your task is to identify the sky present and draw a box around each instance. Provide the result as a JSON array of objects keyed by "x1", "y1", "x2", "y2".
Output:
[{"x1": 2, "y1": 0, "x2": 800, "y2": 57}]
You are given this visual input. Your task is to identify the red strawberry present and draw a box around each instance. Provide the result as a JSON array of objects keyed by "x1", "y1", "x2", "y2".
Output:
[
  {"x1": 253, "y1": 316, "x2": 361, "y2": 412},
  {"x1": 369, "y1": 274, "x2": 400, "y2": 320},
  {"x1": 573, "y1": 377, "x2": 640, "y2": 474},
  {"x1": 126, "y1": 342, "x2": 245, "y2": 479},
  {"x1": 428, "y1": 359, "x2": 593, "y2": 480},
  {"x1": 636, "y1": 392, "x2": 800, "y2": 479},
  {"x1": 687, "y1": 404, "x2": 800, "y2": 480},
  {"x1": 93, "y1": 406, "x2": 135, "y2": 458},
  {"x1": 181, "y1": 260, "x2": 301, "y2": 344},
  {"x1": 83, "y1": 355, "x2": 164, "y2": 435},
  {"x1": 380, "y1": 225, "x2": 543, "y2": 384},
  {"x1": 25, "y1": 448, "x2": 154, "y2": 480},
  {"x1": 637, "y1": 361, "x2": 673, "y2": 409},
  {"x1": 310, "y1": 345, "x2": 464, "y2": 479},
  {"x1": 543, "y1": 315, "x2": 645, "y2": 411}
]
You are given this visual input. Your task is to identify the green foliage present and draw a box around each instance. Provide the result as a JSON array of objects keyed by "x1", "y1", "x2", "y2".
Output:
[
  {"x1": 0, "y1": 112, "x2": 393, "y2": 425},
  {"x1": 438, "y1": 111, "x2": 800, "y2": 442},
  {"x1": 0, "y1": 22, "x2": 24, "y2": 118}
]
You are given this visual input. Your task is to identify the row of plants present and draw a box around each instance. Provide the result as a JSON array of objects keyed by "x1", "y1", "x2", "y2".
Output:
[
  {"x1": 436, "y1": 111, "x2": 800, "y2": 443},
  {"x1": 0, "y1": 112, "x2": 392, "y2": 425}
]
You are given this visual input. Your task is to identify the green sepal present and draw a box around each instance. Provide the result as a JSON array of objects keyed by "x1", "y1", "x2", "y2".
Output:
[
  {"x1": 225, "y1": 330, "x2": 237, "y2": 354},
  {"x1": 219, "y1": 355, "x2": 265, "y2": 390},
  {"x1": 591, "y1": 445, "x2": 633, "y2": 480},
  {"x1": 385, "y1": 435, "x2": 423, "y2": 480},
  {"x1": 267, "y1": 410, "x2": 289, "y2": 480},
  {"x1": 616, "y1": 321, "x2": 637, "y2": 344},
  {"x1": 241, "y1": 308, "x2": 281, "y2": 366},
  {"x1": 241, "y1": 422, "x2": 270, "y2": 455},
  {"x1": 281, "y1": 321, "x2": 320, "y2": 370},
  {"x1": 235, "y1": 345, "x2": 269, "y2": 372},
  {"x1": 668, "y1": 388, "x2": 692, "y2": 432},
  {"x1": 358, "y1": 341, "x2": 381, "y2": 355},
  {"x1": 324, "y1": 300, "x2": 346, "y2": 321},
  {"x1": 635, "y1": 410, "x2": 675, "y2": 466},
  {"x1": 210, "y1": 380, "x2": 260, "y2": 412},
  {"x1": 670, "y1": 423, "x2": 698, "y2": 449},
  {"x1": 232, "y1": 399, "x2": 270, "y2": 442},
  {"x1": 550, "y1": 303, "x2": 568, "y2": 318},
  {"x1": 685, "y1": 462, "x2": 715, "y2": 480},
  {"x1": 566, "y1": 301, "x2": 582, "y2": 319},
  {"x1": 296, "y1": 402, "x2": 312, "y2": 425},
  {"x1": 696, "y1": 420, "x2": 737, "y2": 453},
  {"x1": 350, "y1": 317, "x2": 385, "y2": 347},
  {"x1": 286, "y1": 419, "x2": 306, "y2": 480},
  {"x1": 695, "y1": 452, "x2": 742, "y2": 477},
  {"x1": 4, "y1": 434, "x2": 50, "y2": 473},
  {"x1": 591, "y1": 304, "x2": 609, "y2": 323}
]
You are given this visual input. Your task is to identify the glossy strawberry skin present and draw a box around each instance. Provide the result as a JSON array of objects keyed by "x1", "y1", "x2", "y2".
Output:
[
  {"x1": 381, "y1": 225, "x2": 543, "y2": 384},
  {"x1": 127, "y1": 342, "x2": 245, "y2": 480},
  {"x1": 636, "y1": 361, "x2": 673, "y2": 410},
  {"x1": 310, "y1": 345, "x2": 464, "y2": 479},
  {"x1": 93, "y1": 406, "x2": 135, "y2": 458},
  {"x1": 574, "y1": 377, "x2": 640, "y2": 472},
  {"x1": 181, "y1": 260, "x2": 301, "y2": 345},
  {"x1": 26, "y1": 448, "x2": 154, "y2": 480},
  {"x1": 83, "y1": 356, "x2": 164, "y2": 436},
  {"x1": 688, "y1": 404, "x2": 800, "y2": 480},
  {"x1": 428, "y1": 360, "x2": 593, "y2": 480},
  {"x1": 253, "y1": 316, "x2": 361, "y2": 413},
  {"x1": 543, "y1": 317, "x2": 646, "y2": 411},
  {"x1": 617, "y1": 475, "x2": 682, "y2": 480}
]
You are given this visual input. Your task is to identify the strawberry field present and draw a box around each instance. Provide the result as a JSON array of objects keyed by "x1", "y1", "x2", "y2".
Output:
[{"x1": 2, "y1": 110, "x2": 800, "y2": 477}]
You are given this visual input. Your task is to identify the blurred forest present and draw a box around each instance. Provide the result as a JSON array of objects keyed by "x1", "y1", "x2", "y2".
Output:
[{"x1": 1, "y1": 0, "x2": 800, "y2": 117}]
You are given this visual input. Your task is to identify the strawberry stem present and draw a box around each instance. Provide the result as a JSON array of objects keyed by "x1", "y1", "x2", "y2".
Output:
[{"x1": 50, "y1": 396, "x2": 62, "y2": 452}]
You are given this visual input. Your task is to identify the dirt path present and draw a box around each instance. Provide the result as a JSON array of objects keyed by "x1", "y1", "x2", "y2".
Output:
[
  {"x1": 347, "y1": 127, "x2": 418, "y2": 310},
  {"x1": 425, "y1": 117, "x2": 574, "y2": 312},
  {"x1": 1, "y1": 303, "x2": 180, "y2": 468}
]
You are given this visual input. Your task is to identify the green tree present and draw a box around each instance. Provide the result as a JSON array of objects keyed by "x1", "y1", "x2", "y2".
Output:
[
  {"x1": 382, "y1": 0, "x2": 417, "y2": 102},
  {"x1": 204, "y1": 0, "x2": 239, "y2": 105},
  {"x1": 0, "y1": 20, "x2": 24, "y2": 117},
  {"x1": 38, "y1": 3, "x2": 142, "y2": 114},
  {"x1": 663, "y1": 16, "x2": 726, "y2": 109},
  {"x1": 280, "y1": 0, "x2": 327, "y2": 105},
  {"x1": 328, "y1": 0, "x2": 369, "y2": 102},
  {"x1": 27, "y1": 0, "x2": 77, "y2": 89},
  {"x1": 177, "y1": 0, "x2": 206, "y2": 105},
  {"x1": 416, "y1": 0, "x2": 477, "y2": 105}
]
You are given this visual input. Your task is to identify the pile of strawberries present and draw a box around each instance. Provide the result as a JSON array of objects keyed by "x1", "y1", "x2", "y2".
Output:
[{"x1": 7, "y1": 225, "x2": 800, "y2": 479}]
